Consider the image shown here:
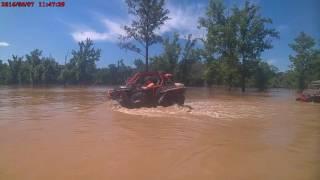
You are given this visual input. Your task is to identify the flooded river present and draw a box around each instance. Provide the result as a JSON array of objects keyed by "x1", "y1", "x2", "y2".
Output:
[{"x1": 0, "y1": 87, "x2": 319, "y2": 180}]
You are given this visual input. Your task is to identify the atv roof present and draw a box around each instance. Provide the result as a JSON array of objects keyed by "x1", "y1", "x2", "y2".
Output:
[
  {"x1": 126, "y1": 71, "x2": 168, "y2": 85},
  {"x1": 311, "y1": 80, "x2": 320, "y2": 85}
]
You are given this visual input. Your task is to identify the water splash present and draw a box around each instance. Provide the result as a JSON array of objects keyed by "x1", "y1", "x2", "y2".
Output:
[{"x1": 107, "y1": 99, "x2": 264, "y2": 120}]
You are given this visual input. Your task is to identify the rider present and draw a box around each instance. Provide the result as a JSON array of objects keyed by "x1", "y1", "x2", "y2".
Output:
[
  {"x1": 142, "y1": 77, "x2": 156, "y2": 90},
  {"x1": 164, "y1": 73, "x2": 174, "y2": 85}
]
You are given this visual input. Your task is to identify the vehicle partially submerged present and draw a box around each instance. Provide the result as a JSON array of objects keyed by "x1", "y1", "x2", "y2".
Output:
[
  {"x1": 108, "y1": 72, "x2": 186, "y2": 108},
  {"x1": 296, "y1": 80, "x2": 320, "y2": 103}
]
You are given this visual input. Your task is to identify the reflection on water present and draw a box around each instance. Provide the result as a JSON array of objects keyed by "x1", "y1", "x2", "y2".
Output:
[{"x1": 0, "y1": 86, "x2": 319, "y2": 180}]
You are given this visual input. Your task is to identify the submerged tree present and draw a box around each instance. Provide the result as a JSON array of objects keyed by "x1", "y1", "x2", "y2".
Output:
[
  {"x1": 150, "y1": 33, "x2": 181, "y2": 73},
  {"x1": 68, "y1": 39, "x2": 101, "y2": 83},
  {"x1": 199, "y1": 0, "x2": 279, "y2": 91},
  {"x1": 8, "y1": 55, "x2": 24, "y2": 84},
  {"x1": 25, "y1": 49, "x2": 43, "y2": 84},
  {"x1": 199, "y1": 0, "x2": 239, "y2": 88},
  {"x1": 254, "y1": 61, "x2": 278, "y2": 91},
  {"x1": 177, "y1": 34, "x2": 199, "y2": 85},
  {"x1": 233, "y1": 1, "x2": 279, "y2": 92},
  {"x1": 289, "y1": 32, "x2": 318, "y2": 90},
  {"x1": 0, "y1": 60, "x2": 10, "y2": 84},
  {"x1": 120, "y1": 0, "x2": 169, "y2": 72}
]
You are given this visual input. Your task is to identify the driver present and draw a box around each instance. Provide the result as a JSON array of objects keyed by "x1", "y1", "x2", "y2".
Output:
[{"x1": 164, "y1": 73, "x2": 174, "y2": 85}]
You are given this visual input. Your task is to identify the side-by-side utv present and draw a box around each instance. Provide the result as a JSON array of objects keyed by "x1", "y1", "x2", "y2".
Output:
[
  {"x1": 108, "y1": 72, "x2": 186, "y2": 108},
  {"x1": 296, "y1": 80, "x2": 320, "y2": 103}
]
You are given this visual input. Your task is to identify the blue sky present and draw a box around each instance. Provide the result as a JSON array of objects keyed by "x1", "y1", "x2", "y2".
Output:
[{"x1": 0, "y1": 0, "x2": 319, "y2": 71}]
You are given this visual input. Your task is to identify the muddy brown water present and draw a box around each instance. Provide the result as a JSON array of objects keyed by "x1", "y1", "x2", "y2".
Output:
[{"x1": 0, "y1": 86, "x2": 319, "y2": 180}]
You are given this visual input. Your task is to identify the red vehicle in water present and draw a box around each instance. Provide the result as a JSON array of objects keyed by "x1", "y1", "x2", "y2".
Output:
[
  {"x1": 108, "y1": 72, "x2": 186, "y2": 108},
  {"x1": 296, "y1": 80, "x2": 320, "y2": 103}
]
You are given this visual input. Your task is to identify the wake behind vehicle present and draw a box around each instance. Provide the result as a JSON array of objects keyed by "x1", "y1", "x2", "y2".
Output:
[
  {"x1": 108, "y1": 72, "x2": 186, "y2": 108},
  {"x1": 296, "y1": 80, "x2": 320, "y2": 103}
]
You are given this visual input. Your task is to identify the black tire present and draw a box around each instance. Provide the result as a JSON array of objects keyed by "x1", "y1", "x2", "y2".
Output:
[
  {"x1": 158, "y1": 94, "x2": 174, "y2": 107},
  {"x1": 175, "y1": 94, "x2": 185, "y2": 106},
  {"x1": 130, "y1": 92, "x2": 146, "y2": 108}
]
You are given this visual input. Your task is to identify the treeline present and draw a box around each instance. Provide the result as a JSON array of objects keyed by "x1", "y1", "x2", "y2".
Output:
[
  {"x1": 0, "y1": 0, "x2": 319, "y2": 91},
  {"x1": 0, "y1": 39, "x2": 135, "y2": 85}
]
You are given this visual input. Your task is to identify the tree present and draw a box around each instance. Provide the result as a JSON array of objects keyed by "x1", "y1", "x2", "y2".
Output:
[
  {"x1": 133, "y1": 59, "x2": 145, "y2": 72},
  {"x1": 25, "y1": 49, "x2": 43, "y2": 85},
  {"x1": 177, "y1": 34, "x2": 200, "y2": 85},
  {"x1": 199, "y1": 0, "x2": 239, "y2": 89},
  {"x1": 254, "y1": 61, "x2": 278, "y2": 91},
  {"x1": 120, "y1": 0, "x2": 169, "y2": 72},
  {"x1": 8, "y1": 55, "x2": 24, "y2": 84},
  {"x1": 289, "y1": 32, "x2": 317, "y2": 90},
  {"x1": 198, "y1": 0, "x2": 225, "y2": 65},
  {"x1": 41, "y1": 57, "x2": 60, "y2": 84},
  {"x1": 232, "y1": 1, "x2": 279, "y2": 92},
  {"x1": 163, "y1": 33, "x2": 181, "y2": 73},
  {"x1": 0, "y1": 60, "x2": 10, "y2": 84},
  {"x1": 116, "y1": 59, "x2": 134, "y2": 84},
  {"x1": 150, "y1": 33, "x2": 181, "y2": 73},
  {"x1": 311, "y1": 50, "x2": 320, "y2": 80},
  {"x1": 68, "y1": 39, "x2": 101, "y2": 83}
]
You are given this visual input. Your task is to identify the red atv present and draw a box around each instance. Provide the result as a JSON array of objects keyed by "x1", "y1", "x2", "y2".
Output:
[
  {"x1": 108, "y1": 72, "x2": 186, "y2": 108},
  {"x1": 296, "y1": 80, "x2": 320, "y2": 103}
]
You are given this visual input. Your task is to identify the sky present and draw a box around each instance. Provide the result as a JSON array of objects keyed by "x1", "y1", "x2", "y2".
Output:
[{"x1": 0, "y1": 0, "x2": 319, "y2": 71}]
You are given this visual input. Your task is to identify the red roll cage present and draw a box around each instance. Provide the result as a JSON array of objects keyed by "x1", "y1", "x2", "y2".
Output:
[{"x1": 126, "y1": 72, "x2": 167, "y2": 86}]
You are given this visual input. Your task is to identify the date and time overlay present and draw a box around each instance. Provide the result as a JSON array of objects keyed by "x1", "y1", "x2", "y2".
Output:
[{"x1": 0, "y1": 1, "x2": 65, "y2": 7}]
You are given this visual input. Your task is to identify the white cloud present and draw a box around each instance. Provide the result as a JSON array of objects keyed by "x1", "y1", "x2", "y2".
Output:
[
  {"x1": 102, "y1": 18, "x2": 125, "y2": 35},
  {"x1": 266, "y1": 58, "x2": 277, "y2": 65},
  {"x1": 277, "y1": 24, "x2": 289, "y2": 32},
  {"x1": 71, "y1": 18, "x2": 125, "y2": 42},
  {"x1": 157, "y1": 3, "x2": 205, "y2": 38},
  {"x1": 72, "y1": 30, "x2": 114, "y2": 42},
  {"x1": 70, "y1": 2, "x2": 206, "y2": 42},
  {"x1": 0, "y1": 42, "x2": 10, "y2": 47}
]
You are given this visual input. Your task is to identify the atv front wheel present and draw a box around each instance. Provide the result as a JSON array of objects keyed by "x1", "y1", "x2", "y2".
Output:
[
  {"x1": 130, "y1": 92, "x2": 146, "y2": 108},
  {"x1": 175, "y1": 94, "x2": 185, "y2": 106},
  {"x1": 158, "y1": 94, "x2": 173, "y2": 107}
]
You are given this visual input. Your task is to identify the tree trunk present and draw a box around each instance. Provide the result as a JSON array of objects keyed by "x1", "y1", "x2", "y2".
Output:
[
  {"x1": 241, "y1": 75, "x2": 246, "y2": 92},
  {"x1": 145, "y1": 44, "x2": 149, "y2": 72},
  {"x1": 241, "y1": 58, "x2": 246, "y2": 92},
  {"x1": 241, "y1": 66, "x2": 246, "y2": 92}
]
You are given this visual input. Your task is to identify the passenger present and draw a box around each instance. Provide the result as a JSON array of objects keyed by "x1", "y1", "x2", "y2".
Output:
[{"x1": 142, "y1": 77, "x2": 155, "y2": 90}]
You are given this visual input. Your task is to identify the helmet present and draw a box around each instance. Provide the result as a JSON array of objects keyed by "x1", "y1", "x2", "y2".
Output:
[{"x1": 164, "y1": 73, "x2": 173, "y2": 79}]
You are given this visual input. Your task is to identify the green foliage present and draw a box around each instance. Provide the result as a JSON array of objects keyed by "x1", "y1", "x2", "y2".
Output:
[
  {"x1": 25, "y1": 49, "x2": 43, "y2": 84},
  {"x1": 150, "y1": 33, "x2": 181, "y2": 73},
  {"x1": 94, "y1": 60, "x2": 134, "y2": 85},
  {"x1": 289, "y1": 32, "x2": 318, "y2": 90},
  {"x1": 1, "y1": 1, "x2": 318, "y2": 91},
  {"x1": 133, "y1": 59, "x2": 145, "y2": 72},
  {"x1": 198, "y1": 0, "x2": 226, "y2": 60},
  {"x1": 0, "y1": 60, "x2": 10, "y2": 84},
  {"x1": 63, "y1": 39, "x2": 101, "y2": 84},
  {"x1": 231, "y1": 1, "x2": 279, "y2": 91},
  {"x1": 177, "y1": 35, "x2": 201, "y2": 85},
  {"x1": 254, "y1": 62, "x2": 278, "y2": 91},
  {"x1": 149, "y1": 33, "x2": 203, "y2": 86},
  {"x1": 199, "y1": 0, "x2": 279, "y2": 91},
  {"x1": 8, "y1": 56, "x2": 24, "y2": 84},
  {"x1": 2, "y1": 51, "x2": 62, "y2": 85},
  {"x1": 271, "y1": 71, "x2": 296, "y2": 89},
  {"x1": 120, "y1": 0, "x2": 170, "y2": 71},
  {"x1": 41, "y1": 57, "x2": 61, "y2": 84},
  {"x1": 204, "y1": 60, "x2": 225, "y2": 86}
]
